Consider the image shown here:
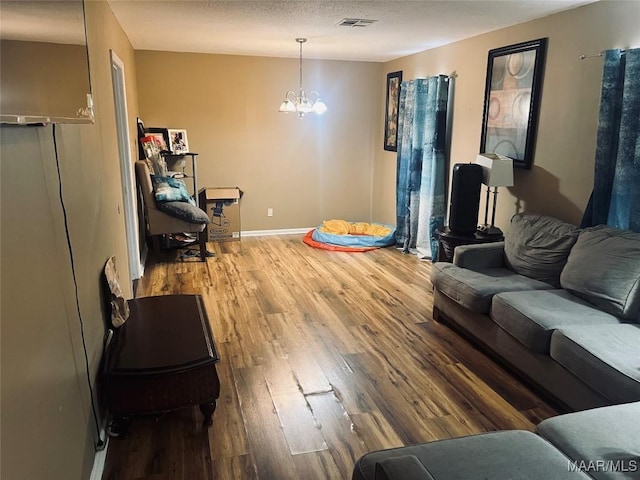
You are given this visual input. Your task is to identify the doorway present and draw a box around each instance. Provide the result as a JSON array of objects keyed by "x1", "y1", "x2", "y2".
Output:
[{"x1": 110, "y1": 50, "x2": 144, "y2": 283}]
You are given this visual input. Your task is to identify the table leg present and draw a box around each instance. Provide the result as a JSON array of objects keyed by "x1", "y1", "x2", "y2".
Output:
[
  {"x1": 199, "y1": 401, "x2": 216, "y2": 426},
  {"x1": 108, "y1": 416, "x2": 131, "y2": 439},
  {"x1": 198, "y1": 230, "x2": 207, "y2": 261}
]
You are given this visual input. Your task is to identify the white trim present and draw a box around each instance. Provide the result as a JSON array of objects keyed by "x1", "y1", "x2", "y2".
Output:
[
  {"x1": 89, "y1": 438, "x2": 109, "y2": 480},
  {"x1": 139, "y1": 244, "x2": 147, "y2": 278},
  {"x1": 241, "y1": 227, "x2": 314, "y2": 237},
  {"x1": 110, "y1": 50, "x2": 143, "y2": 283}
]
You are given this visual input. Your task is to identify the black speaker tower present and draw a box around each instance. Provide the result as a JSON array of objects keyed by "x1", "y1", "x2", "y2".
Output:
[{"x1": 448, "y1": 163, "x2": 483, "y2": 235}]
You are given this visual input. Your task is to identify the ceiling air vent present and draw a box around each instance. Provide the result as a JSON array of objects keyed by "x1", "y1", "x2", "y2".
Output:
[{"x1": 338, "y1": 18, "x2": 378, "y2": 28}]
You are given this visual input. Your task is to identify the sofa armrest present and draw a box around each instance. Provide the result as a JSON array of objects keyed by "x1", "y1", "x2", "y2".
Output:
[
  {"x1": 453, "y1": 242, "x2": 506, "y2": 270},
  {"x1": 375, "y1": 455, "x2": 435, "y2": 480}
]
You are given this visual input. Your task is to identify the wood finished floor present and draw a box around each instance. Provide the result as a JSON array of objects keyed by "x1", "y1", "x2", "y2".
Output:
[{"x1": 102, "y1": 235, "x2": 558, "y2": 480}]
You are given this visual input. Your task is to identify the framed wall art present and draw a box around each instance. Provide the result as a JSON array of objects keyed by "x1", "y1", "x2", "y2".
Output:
[
  {"x1": 384, "y1": 71, "x2": 402, "y2": 152},
  {"x1": 167, "y1": 128, "x2": 189, "y2": 154},
  {"x1": 480, "y1": 38, "x2": 547, "y2": 169}
]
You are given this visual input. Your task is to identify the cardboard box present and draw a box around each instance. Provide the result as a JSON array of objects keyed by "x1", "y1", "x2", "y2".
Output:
[{"x1": 198, "y1": 187, "x2": 242, "y2": 242}]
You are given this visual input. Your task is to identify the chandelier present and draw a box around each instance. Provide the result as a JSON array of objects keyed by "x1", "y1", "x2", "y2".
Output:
[{"x1": 278, "y1": 38, "x2": 327, "y2": 117}]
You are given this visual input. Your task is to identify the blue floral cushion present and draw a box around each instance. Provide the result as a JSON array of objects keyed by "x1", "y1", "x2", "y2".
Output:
[
  {"x1": 152, "y1": 176, "x2": 194, "y2": 205},
  {"x1": 157, "y1": 201, "x2": 210, "y2": 224}
]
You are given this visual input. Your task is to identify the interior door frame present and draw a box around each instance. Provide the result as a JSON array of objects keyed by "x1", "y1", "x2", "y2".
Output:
[{"x1": 110, "y1": 49, "x2": 143, "y2": 282}]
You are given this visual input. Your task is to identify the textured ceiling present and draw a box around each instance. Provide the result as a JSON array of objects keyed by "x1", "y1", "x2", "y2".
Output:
[{"x1": 107, "y1": 0, "x2": 597, "y2": 62}]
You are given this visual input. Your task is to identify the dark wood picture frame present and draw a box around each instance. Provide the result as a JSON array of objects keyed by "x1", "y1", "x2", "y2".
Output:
[
  {"x1": 384, "y1": 71, "x2": 402, "y2": 152},
  {"x1": 145, "y1": 127, "x2": 171, "y2": 152},
  {"x1": 137, "y1": 117, "x2": 146, "y2": 159},
  {"x1": 480, "y1": 38, "x2": 547, "y2": 169}
]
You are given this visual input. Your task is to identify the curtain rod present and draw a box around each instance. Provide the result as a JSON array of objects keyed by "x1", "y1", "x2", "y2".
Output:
[{"x1": 580, "y1": 49, "x2": 627, "y2": 60}]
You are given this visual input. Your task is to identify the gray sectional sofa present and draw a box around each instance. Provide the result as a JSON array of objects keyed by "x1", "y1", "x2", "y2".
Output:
[
  {"x1": 430, "y1": 213, "x2": 640, "y2": 411},
  {"x1": 352, "y1": 401, "x2": 640, "y2": 480}
]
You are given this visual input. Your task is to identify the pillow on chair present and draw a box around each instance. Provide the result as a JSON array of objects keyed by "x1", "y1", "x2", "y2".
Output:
[
  {"x1": 157, "y1": 201, "x2": 210, "y2": 224},
  {"x1": 152, "y1": 176, "x2": 194, "y2": 204}
]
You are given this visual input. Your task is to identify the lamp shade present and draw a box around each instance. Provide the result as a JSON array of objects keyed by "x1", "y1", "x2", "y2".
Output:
[
  {"x1": 279, "y1": 99, "x2": 296, "y2": 113},
  {"x1": 475, "y1": 154, "x2": 514, "y2": 187},
  {"x1": 313, "y1": 99, "x2": 327, "y2": 114}
]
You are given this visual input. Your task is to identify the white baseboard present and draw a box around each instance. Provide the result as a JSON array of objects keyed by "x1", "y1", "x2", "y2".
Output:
[
  {"x1": 90, "y1": 437, "x2": 109, "y2": 480},
  {"x1": 241, "y1": 227, "x2": 313, "y2": 237}
]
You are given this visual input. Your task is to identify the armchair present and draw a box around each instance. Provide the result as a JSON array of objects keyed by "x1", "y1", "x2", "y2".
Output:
[{"x1": 135, "y1": 160, "x2": 207, "y2": 261}]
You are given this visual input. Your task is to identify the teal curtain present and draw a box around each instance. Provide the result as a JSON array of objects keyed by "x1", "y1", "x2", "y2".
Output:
[
  {"x1": 396, "y1": 75, "x2": 449, "y2": 260},
  {"x1": 582, "y1": 48, "x2": 640, "y2": 232}
]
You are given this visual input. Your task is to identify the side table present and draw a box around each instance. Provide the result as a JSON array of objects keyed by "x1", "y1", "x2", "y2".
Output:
[
  {"x1": 104, "y1": 294, "x2": 220, "y2": 436},
  {"x1": 162, "y1": 152, "x2": 199, "y2": 205},
  {"x1": 436, "y1": 227, "x2": 503, "y2": 262}
]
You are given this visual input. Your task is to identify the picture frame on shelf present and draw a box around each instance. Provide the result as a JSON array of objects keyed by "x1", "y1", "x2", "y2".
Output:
[
  {"x1": 136, "y1": 117, "x2": 145, "y2": 138},
  {"x1": 384, "y1": 71, "x2": 402, "y2": 152},
  {"x1": 168, "y1": 128, "x2": 189, "y2": 154},
  {"x1": 145, "y1": 127, "x2": 170, "y2": 152},
  {"x1": 137, "y1": 117, "x2": 146, "y2": 159},
  {"x1": 480, "y1": 38, "x2": 547, "y2": 169}
]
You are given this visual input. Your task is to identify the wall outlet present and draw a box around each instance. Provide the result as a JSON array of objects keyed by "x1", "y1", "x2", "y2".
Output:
[{"x1": 267, "y1": 208, "x2": 274, "y2": 217}]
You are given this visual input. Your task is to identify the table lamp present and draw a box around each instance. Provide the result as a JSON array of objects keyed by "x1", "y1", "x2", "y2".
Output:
[{"x1": 475, "y1": 153, "x2": 514, "y2": 236}]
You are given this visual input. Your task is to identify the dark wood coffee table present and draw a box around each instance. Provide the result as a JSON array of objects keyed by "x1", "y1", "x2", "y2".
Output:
[{"x1": 104, "y1": 294, "x2": 220, "y2": 435}]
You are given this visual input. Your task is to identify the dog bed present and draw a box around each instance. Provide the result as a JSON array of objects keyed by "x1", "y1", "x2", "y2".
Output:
[{"x1": 303, "y1": 220, "x2": 396, "y2": 252}]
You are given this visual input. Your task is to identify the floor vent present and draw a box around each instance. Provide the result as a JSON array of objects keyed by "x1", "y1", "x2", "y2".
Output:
[{"x1": 338, "y1": 18, "x2": 378, "y2": 27}]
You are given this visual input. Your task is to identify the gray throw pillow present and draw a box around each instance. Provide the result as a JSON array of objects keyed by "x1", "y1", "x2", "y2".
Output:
[
  {"x1": 157, "y1": 201, "x2": 210, "y2": 224},
  {"x1": 560, "y1": 225, "x2": 640, "y2": 320},
  {"x1": 504, "y1": 213, "x2": 580, "y2": 287}
]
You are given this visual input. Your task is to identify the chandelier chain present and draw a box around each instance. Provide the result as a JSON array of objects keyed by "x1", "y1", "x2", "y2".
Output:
[{"x1": 299, "y1": 39, "x2": 303, "y2": 91}]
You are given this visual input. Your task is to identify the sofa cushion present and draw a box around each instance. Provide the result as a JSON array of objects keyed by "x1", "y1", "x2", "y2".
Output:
[
  {"x1": 504, "y1": 213, "x2": 580, "y2": 288},
  {"x1": 536, "y1": 402, "x2": 640, "y2": 480},
  {"x1": 550, "y1": 324, "x2": 640, "y2": 404},
  {"x1": 453, "y1": 242, "x2": 506, "y2": 270},
  {"x1": 352, "y1": 430, "x2": 592, "y2": 480},
  {"x1": 375, "y1": 455, "x2": 435, "y2": 480},
  {"x1": 491, "y1": 290, "x2": 622, "y2": 354},
  {"x1": 560, "y1": 225, "x2": 640, "y2": 320},
  {"x1": 431, "y1": 263, "x2": 553, "y2": 314}
]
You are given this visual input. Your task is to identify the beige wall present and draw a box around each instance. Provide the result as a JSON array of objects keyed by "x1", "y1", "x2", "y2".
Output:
[
  {"x1": 0, "y1": 2, "x2": 139, "y2": 479},
  {"x1": 135, "y1": 51, "x2": 382, "y2": 230},
  {"x1": 373, "y1": 0, "x2": 640, "y2": 231}
]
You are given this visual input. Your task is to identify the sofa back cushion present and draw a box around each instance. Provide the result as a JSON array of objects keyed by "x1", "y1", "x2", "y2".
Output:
[
  {"x1": 560, "y1": 225, "x2": 640, "y2": 320},
  {"x1": 504, "y1": 213, "x2": 581, "y2": 287}
]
